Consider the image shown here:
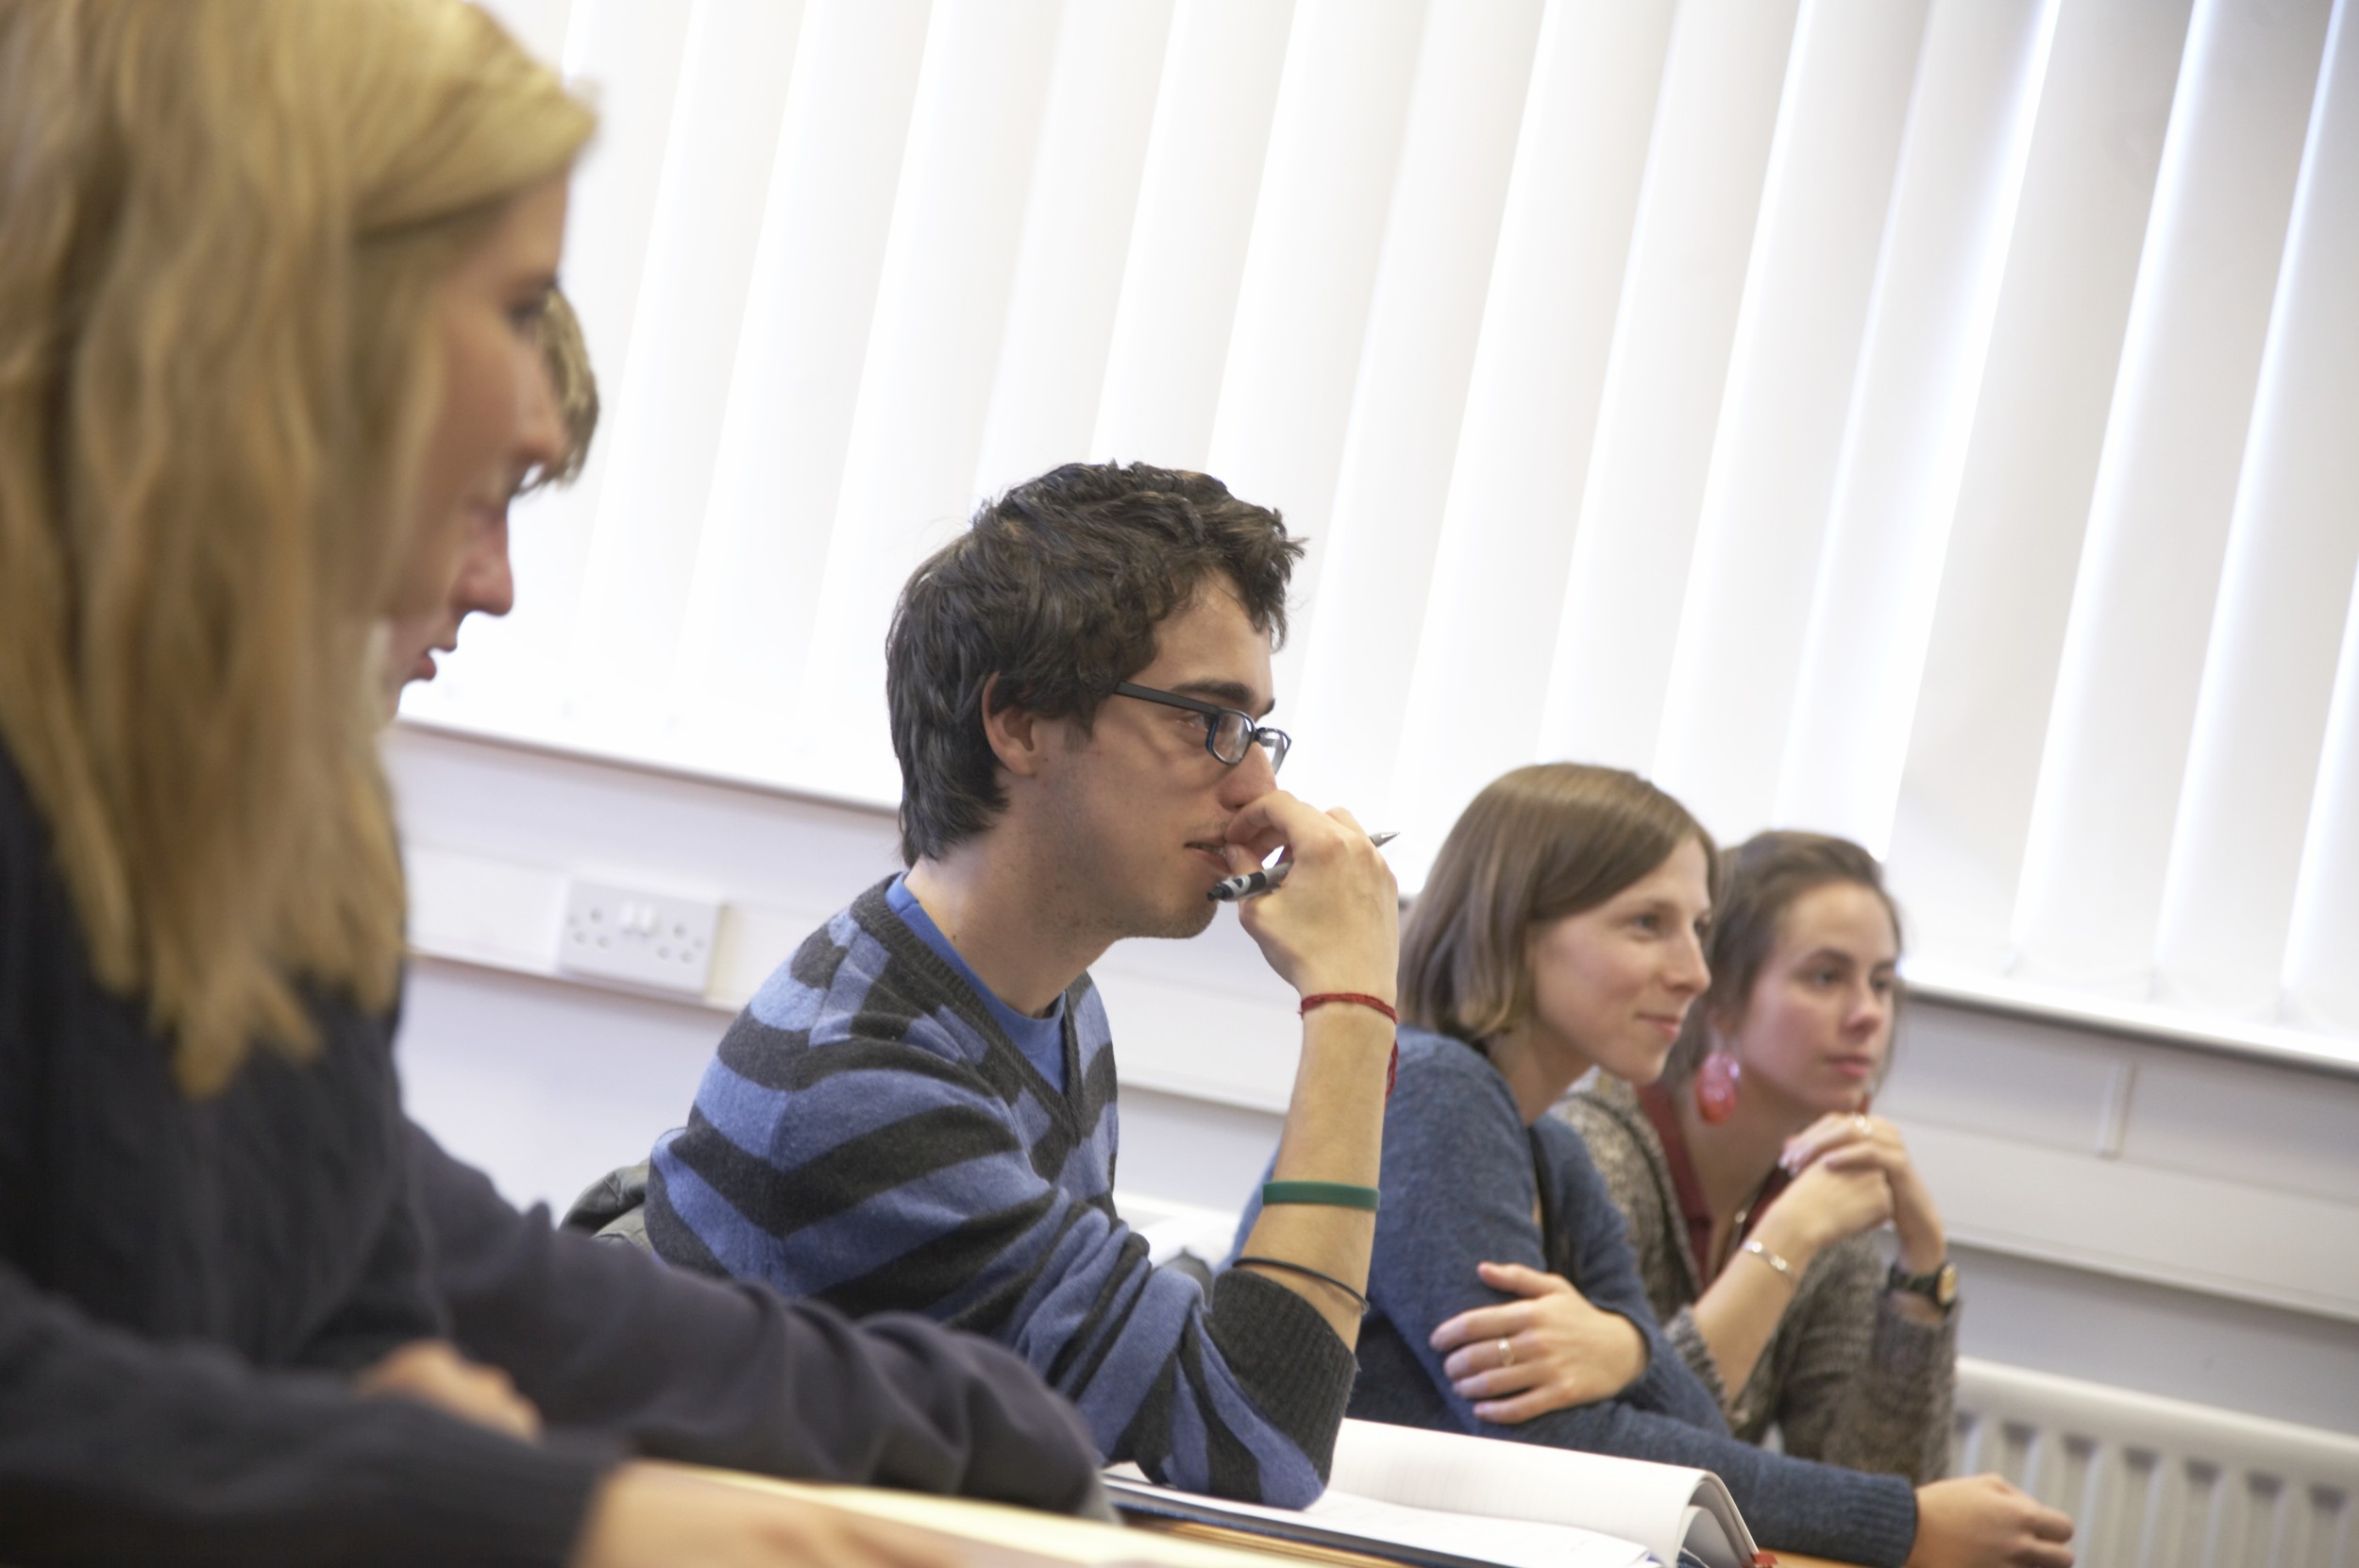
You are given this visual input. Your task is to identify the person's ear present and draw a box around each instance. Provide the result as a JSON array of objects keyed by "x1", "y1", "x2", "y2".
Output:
[{"x1": 979, "y1": 673, "x2": 1052, "y2": 779}]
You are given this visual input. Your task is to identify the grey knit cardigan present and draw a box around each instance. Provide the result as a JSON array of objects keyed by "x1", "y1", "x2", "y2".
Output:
[{"x1": 1556, "y1": 1074, "x2": 1957, "y2": 1484}]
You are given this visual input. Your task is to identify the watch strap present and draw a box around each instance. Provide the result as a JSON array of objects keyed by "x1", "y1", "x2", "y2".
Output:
[{"x1": 1886, "y1": 1258, "x2": 1958, "y2": 1310}]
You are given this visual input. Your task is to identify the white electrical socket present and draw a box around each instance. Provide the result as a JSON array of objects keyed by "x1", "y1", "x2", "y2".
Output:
[{"x1": 558, "y1": 878, "x2": 721, "y2": 997}]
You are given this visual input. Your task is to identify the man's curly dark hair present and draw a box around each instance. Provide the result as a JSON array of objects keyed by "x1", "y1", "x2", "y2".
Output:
[{"x1": 885, "y1": 462, "x2": 1303, "y2": 866}]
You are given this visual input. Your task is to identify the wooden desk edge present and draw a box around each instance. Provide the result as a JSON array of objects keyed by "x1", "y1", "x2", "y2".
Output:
[
  {"x1": 1123, "y1": 1513, "x2": 1868, "y2": 1568},
  {"x1": 1125, "y1": 1516, "x2": 1417, "y2": 1568}
]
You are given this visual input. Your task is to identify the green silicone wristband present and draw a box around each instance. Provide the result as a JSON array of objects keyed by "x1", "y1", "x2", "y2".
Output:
[{"x1": 1260, "y1": 1180, "x2": 1382, "y2": 1213}]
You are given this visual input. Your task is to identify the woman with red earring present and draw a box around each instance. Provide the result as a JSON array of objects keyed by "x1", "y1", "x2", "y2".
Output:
[{"x1": 1559, "y1": 832, "x2": 1959, "y2": 1484}]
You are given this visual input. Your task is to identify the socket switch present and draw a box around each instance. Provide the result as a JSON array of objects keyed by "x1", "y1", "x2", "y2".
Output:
[{"x1": 559, "y1": 879, "x2": 721, "y2": 997}]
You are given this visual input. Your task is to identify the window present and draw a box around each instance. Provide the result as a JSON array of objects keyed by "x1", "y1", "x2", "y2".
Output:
[{"x1": 413, "y1": 0, "x2": 2359, "y2": 1050}]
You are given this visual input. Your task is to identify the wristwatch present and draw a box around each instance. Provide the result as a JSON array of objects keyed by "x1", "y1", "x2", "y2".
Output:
[{"x1": 1886, "y1": 1258, "x2": 1959, "y2": 1311}]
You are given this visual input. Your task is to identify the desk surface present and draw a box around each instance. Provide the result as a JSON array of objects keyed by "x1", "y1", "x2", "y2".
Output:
[
  {"x1": 1123, "y1": 1511, "x2": 1867, "y2": 1568},
  {"x1": 708, "y1": 1469, "x2": 1872, "y2": 1568}
]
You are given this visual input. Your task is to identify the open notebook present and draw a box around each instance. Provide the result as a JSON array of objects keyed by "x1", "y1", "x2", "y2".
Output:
[{"x1": 1105, "y1": 1419, "x2": 1768, "y2": 1568}]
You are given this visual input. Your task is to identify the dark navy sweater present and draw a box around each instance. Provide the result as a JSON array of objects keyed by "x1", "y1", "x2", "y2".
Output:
[
  {"x1": 0, "y1": 748, "x2": 600, "y2": 1565},
  {"x1": 0, "y1": 744, "x2": 1105, "y2": 1566},
  {"x1": 413, "y1": 1122, "x2": 1104, "y2": 1512}
]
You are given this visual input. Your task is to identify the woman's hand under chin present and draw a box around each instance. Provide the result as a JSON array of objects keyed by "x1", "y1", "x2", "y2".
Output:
[
  {"x1": 1429, "y1": 1262, "x2": 1648, "y2": 1422},
  {"x1": 1780, "y1": 1109, "x2": 1947, "y2": 1273}
]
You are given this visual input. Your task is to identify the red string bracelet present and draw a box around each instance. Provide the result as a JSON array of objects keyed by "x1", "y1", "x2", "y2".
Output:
[
  {"x1": 1299, "y1": 992, "x2": 1400, "y2": 1098},
  {"x1": 1298, "y1": 991, "x2": 1396, "y2": 1022}
]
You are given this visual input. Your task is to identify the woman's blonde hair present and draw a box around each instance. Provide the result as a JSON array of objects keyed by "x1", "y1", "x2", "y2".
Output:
[
  {"x1": 1399, "y1": 764, "x2": 1715, "y2": 1045},
  {"x1": 0, "y1": 0, "x2": 592, "y2": 1093}
]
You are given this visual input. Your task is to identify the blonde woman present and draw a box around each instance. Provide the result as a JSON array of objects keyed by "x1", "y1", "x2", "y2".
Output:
[
  {"x1": 1235, "y1": 766, "x2": 2073, "y2": 1568},
  {"x1": 381, "y1": 288, "x2": 596, "y2": 699},
  {"x1": 0, "y1": 4, "x2": 973, "y2": 1562}
]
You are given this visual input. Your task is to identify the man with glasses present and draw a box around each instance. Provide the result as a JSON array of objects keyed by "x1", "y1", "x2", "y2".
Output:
[
  {"x1": 635, "y1": 462, "x2": 1400, "y2": 1505},
  {"x1": 380, "y1": 296, "x2": 1109, "y2": 1520}
]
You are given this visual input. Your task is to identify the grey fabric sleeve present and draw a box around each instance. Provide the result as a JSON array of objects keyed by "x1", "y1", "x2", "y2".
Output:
[
  {"x1": 1768, "y1": 1237, "x2": 1958, "y2": 1484},
  {"x1": 1662, "y1": 1302, "x2": 1731, "y2": 1412}
]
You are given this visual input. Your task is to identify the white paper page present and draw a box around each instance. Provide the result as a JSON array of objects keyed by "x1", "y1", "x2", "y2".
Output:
[
  {"x1": 1305, "y1": 1489, "x2": 1654, "y2": 1568},
  {"x1": 1326, "y1": 1422, "x2": 1721, "y2": 1568},
  {"x1": 1106, "y1": 1481, "x2": 1653, "y2": 1568},
  {"x1": 1678, "y1": 1505, "x2": 1738, "y2": 1568}
]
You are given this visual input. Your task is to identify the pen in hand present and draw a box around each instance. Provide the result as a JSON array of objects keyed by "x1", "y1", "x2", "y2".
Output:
[{"x1": 1208, "y1": 832, "x2": 1398, "y2": 902}]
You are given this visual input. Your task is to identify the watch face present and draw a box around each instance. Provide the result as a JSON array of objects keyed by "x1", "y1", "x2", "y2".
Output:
[{"x1": 1891, "y1": 1260, "x2": 1959, "y2": 1309}]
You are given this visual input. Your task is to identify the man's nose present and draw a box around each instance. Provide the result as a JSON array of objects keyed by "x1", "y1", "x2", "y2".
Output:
[{"x1": 1216, "y1": 742, "x2": 1278, "y2": 805}]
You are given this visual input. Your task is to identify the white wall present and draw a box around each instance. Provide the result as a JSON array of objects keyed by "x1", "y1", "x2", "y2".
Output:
[{"x1": 388, "y1": 721, "x2": 2359, "y2": 1440}]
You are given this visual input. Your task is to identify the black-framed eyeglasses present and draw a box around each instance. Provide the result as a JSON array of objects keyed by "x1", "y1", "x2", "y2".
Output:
[{"x1": 1113, "y1": 682, "x2": 1290, "y2": 773}]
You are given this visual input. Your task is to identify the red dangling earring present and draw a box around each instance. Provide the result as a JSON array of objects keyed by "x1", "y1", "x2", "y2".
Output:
[{"x1": 1694, "y1": 1050, "x2": 1741, "y2": 1125}]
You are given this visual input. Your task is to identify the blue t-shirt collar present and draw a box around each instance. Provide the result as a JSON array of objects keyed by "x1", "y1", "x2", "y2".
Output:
[{"x1": 885, "y1": 873, "x2": 1069, "y2": 1093}]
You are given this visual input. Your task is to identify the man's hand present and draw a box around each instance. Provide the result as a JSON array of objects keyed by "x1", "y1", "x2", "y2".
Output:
[
  {"x1": 573, "y1": 1463, "x2": 959, "y2": 1568},
  {"x1": 1908, "y1": 1474, "x2": 2075, "y2": 1567},
  {"x1": 1226, "y1": 789, "x2": 1396, "y2": 1346},
  {"x1": 1428, "y1": 1261, "x2": 1647, "y2": 1423},
  {"x1": 1222, "y1": 791, "x2": 1399, "y2": 1001},
  {"x1": 355, "y1": 1339, "x2": 541, "y2": 1441}
]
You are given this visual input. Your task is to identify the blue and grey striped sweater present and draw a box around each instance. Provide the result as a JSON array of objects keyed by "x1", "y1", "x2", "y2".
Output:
[{"x1": 645, "y1": 879, "x2": 1355, "y2": 1504}]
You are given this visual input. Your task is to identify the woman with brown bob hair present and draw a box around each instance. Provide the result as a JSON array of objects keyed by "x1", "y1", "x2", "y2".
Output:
[
  {"x1": 1556, "y1": 832, "x2": 1959, "y2": 1484},
  {"x1": 0, "y1": 4, "x2": 995, "y2": 1563},
  {"x1": 1234, "y1": 766, "x2": 2071, "y2": 1568}
]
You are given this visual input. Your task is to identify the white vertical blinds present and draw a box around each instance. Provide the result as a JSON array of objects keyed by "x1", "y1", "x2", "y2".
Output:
[
  {"x1": 1389, "y1": 0, "x2": 1677, "y2": 868},
  {"x1": 2192, "y1": 0, "x2": 2359, "y2": 1027},
  {"x1": 1652, "y1": 0, "x2": 1930, "y2": 846},
  {"x1": 1534, "y1": 0, "x2": 1801, "y2": 784},
  {"x1": 1885, "y1": 0, "x2": 2199, "y2": 976},
  {"x1": 1288, "y1": 0, "x2": 1544, "y2": 816},
  {"x1": 2013, "y1": 0, "x2": 2336, "y2": 996},
  {"x1": 1776, "y1": 0, "x2": 2060, "y2": 853},
  {"x1": 413, "y1": 0, "x2": 2359, "y2": 1050}
]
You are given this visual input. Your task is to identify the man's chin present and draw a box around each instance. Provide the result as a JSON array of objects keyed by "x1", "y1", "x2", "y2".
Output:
[{"x1": 1132, "y1": 895, "x2": 1221, "y2": 942}]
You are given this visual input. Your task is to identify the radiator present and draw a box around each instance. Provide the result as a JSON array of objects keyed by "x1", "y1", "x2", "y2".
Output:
[{"x1": 1954, "y1": 1357, "x2": 2359, "y2": 1568}]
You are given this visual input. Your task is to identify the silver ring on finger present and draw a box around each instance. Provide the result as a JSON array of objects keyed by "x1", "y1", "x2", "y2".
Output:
[
  {"x1": 1853, "y1": 1113, "x2": 1871, "y2": 1137},
  {"x1": 1497, "y1": 1337, "x2": 1516, "y2": 1369}
]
